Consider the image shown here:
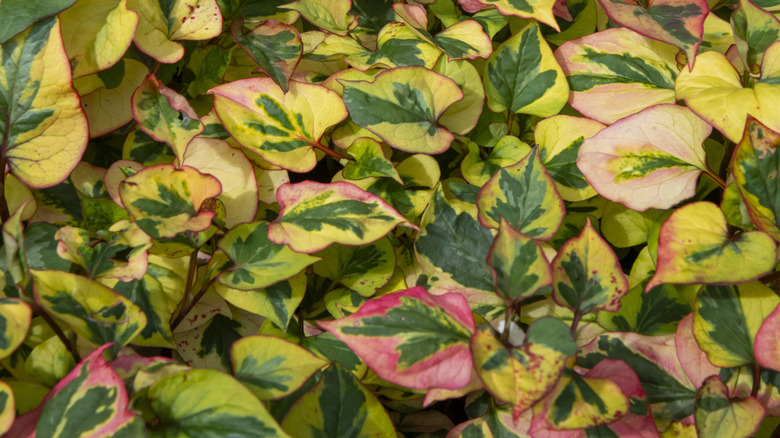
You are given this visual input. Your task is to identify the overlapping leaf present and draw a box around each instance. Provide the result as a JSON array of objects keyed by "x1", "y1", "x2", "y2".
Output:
[
  {"x1": 477, "y1": 148, "x2": 565, "y2": 240},
  {"x1": 578, "y1": 104, "x2": 713, "y2": 211},
  {"x1": 0, "y1": 0, "x2": 75, "y2": 43},
  {"x1": 281, "y1": 0, "x2": 357, "y2": 35},
  {"x1": 695, "y1": 375, "x2": 764, "y2": 438},
  {"x1": 268, "y1": 181, "x2": 415, "y2": 253},
  {"x1": 280, "y1": 363, "x2": 395, "y2": 437},
  {"x1": 555, "y1": 28, "x2": 679, "y2": 124},
  {"x1": 217, "y1": 221, "x2": 319, "y2": 290},
  {"x1": 756, "y1": 302, "x2": 780, "y2": 372},
  {"x1": 552, "y1": 218, "x2": 629, "y2": 314},
  {"x1": 231, "y1": 19, "x2": 302, "y2": 92},
  {"x1": 319, "y1": 286, "x2": 475, "y2": 389},
  {"x1": 0, "y1": 17, "x2": 88, "y2": 188},
  {"x1": 693, "y1": 282, "x2": 780, "y2": 367},
  {"x1": 341, "y1": 66, "x2": 464, "y2": 154},
  {"x1": 484, "y1": 22, "x2": 568, "y2": 118},
  {"x1": 393, "y1": 4, "x2": 492, "y2": 60},
  {"x1": 461, "y1": 137, "x2": 531, "y2": 187},
  {"x1": 31, "y1": 270, "x2": 147, "y2": 353},
  {"x1": 147, "y1": 369, "x2": 288, "y2": 437},
  {"x1": 210, "y1": 78, "x2": 347, "y2": 172},
  {"x1": 471, "y1": 318, "x2": 575, "y2": 420},
  {"x1": 474, "y1": 0, "x2": 560, "y2": 30},
  {"x1": 119, "y1": 164, "x2": 222, "y2": 239},
  {"x1": 0, "y1": 380, "x2": 12, "y2": 434},
  {"x1": 731, "y1": 0, "x2": 780, "y2": 72},
  {"x1": 733, "y1": 118, "x2": 780, "y2": 241},
  {"x1": 215, "y1": 269, "x2": 306, "y2": 330},
  {"x1": 646, "y1": 202, "x2": 777, "y2": 290},
  {"x1": 0, "y1": 299, "x2": 32, "y2": 359},
  {"x1": 434, "y1": 56, "x2": 486, "y2": 136},
  {"x1": 313, "y1": 238, "x2": 396, "y2": 297},
  {"x1": 7, "y1": 344, "x2": 142, "y2": 437},
  {"x1": 55, "y1": 223, "x2": 151, "y2": 281},
  {"x1": 597, "y1": 0, "x2": 707, "y2": 66},
  {"x1": 343, "y1": 138, "x2": 402, "y2": 183},
  {"x1": 232, "y1": 335, "x2": 328, "y2": 400},
  {"x1": 487, "y1": 219, "x2": 553, "y2": 301}
]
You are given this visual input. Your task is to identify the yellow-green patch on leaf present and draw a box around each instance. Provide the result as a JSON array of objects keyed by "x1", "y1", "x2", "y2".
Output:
[
  {"x1": 132, "y1": 74, "x2": 204, "y2": 163},
  {"x1": 552, "y1": 218, "x2": 629, "y2": 314},
  {"x1": 341, "y1": 66, "x2": 463, "y2": 155},
  {"x1": 210, "y1": 78, "x2": 347, "y2": 172},
  {"x1": 693, "y1": 282, "x2": 780, "y2": 367},
  {"x1": 731, "y1": 0, "x2": 780, "y2": 73},
  {"x1": 318, "y1": 287, "x2": 475, "y2": 390},
  {"x1": 487, "y1": 219, "x2": 553, "y2": 301},
  {"x1": 477, "y1": 148, "x2": 565, "y2": 240},
  {"x1": 578, "y1": 104, "x2": 712, "y2": 211},
  {"x1": 119, "y1": 164, "x2": 222, "y2": 239},
  {"x1": 232, "y1": 335, "x2": 328, "y2": 400},
  {"x1": 536, "y1": 115, "x2": 604, "y2": 202},
  {"x1": 268, "y1": 181, "x2": 416, "y2": 253},
  {"x1": 0, "y1": 17, "x2": 88, "y2": 188},
  {"x1": 217, "y1": 221, "x2": 319, "y2": 290},
  {"x1": 60, "y1": 0, "x2": 139, "y2": 78},
  {"x1": 0, "y1": 380, "x2": 12, "y2": 434},
  {"x1": 646, "y1": 202, "x2": 777, "y2": 290},
  {"x1": 484, "y1": 22, "x2": 568, "y2": 117},
  {"x1": 215, "y1": 270, "x2": 306, "y2": 330},
  {"x1": 476, "y1": 0, "x2": 560, "y2": 30},
  {"x1": 31, "y1": 270, "x2": 147, "y2": 353},
  {"x1": 231, "y1": 19, "x2": 302, "y2": 93},
  {"x1": 313, "y1": 238, "x2": 396, "y2": 297},
  {"x1": 695, "y1": 375, "x2": 764, "y2": 438},
  {"x1": 433, "y1": 56, "x2": 485, "y2": 136},
  {"x1": 343, "y1": 138, "x2": 403, "y2": 183},
  {"x1": 281, "y1": 0, "x2": 357, "y2": 35},
  {"x1": 0, "y1": 299, "x2": 32, "y2": 360},
  {"x1": 471, "y1": 319, "x2": 575, "y2": 420},
  {"x1": 461, "y1": 137, "x2": 531, "y2": 187}
]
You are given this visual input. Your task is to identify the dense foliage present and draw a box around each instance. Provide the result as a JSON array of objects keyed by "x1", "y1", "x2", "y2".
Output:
[{"x1": 1, "y1": 0, "x2": 780, "y2": 436}]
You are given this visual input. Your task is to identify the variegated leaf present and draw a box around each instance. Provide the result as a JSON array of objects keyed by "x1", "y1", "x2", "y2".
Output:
[
  {"x1": 231, "y1": 19, "x2": 302, "y2": 92},
  {"x1": 119, "y1": 164, "x2": 222, "y2": 239},
  {"x1": 484, "y1": 22, "x2": 568, "y2": 118},
  {"x1": 109, "y1": 274, "x2": 176, "y2": 348},
  {"x1": 343, "y1": 137, "x2": 403, "y2": 184},
  {"x1": 731, "y1": 0, "x2": 780, "y2": 72},
  {"x1": 732, "y1": 118, "x2": 780, "y2": 241},
  {"x1": 577, "y1": 104, "x2": 713, "y2": 211},
  {"x1": 393, "y1": 4, "x2": 492, "y2": 60},
  {"x1": 281, "y1": 0, "x2": 357, "y2": 35},
  {"x1": 597, "y1": 0, "x2": 707, "y2": 67},
  {"x1": 313, "y1": 237, "x2": 396, "y2": 297},
  {"x1": 0, "y1": 17, "x2": 88, "y2": 188},
  {"x1": 59, "y1": 0, "x2": 139, "y2": 78},
  {"x1": 461, "y1": 137, "x2": 531, "y2": 187},
  {"x1": 487, "y1": 219, "x2": 553, "y2": 301},
  {"x1": 646, "y1": 202, "x2": 777, "y2": 290},
  {"x1": 319, "y1": 286, "x2": 475, "y2": 389},
  {"x1": 210, "y1": 78, "x2": 347, "y2": 172},
  {"x1": 0, "y1": 298, "x2": 32, "y2": 359},
  {"x1": 693, "y1": 282, "x2": 780, "y2": 367},
  {"x1": 434, "y1": 56, "x2": 486, "y2": 136},
  {"x1": 126, "y1": 0, "x2": 222, "y2": 63},
  {"x1": 695, "y1": 375, "x2": 764, "y2": 438},
  {"x1": 471, "y1": 318, "x2": 575, "y2": 420},
  {"x1": 0, "y1": 380, "x2": 12, "y2": 434},
  {"x1": 555, "y1": 28, "x2": 679, "y2": 124},
  {"x1": 280, "y1": 363, "x2": 395, "y2": 437},
  {"x1": 0, "y1": 0, "x2": 75, "y2": 44},
  {"x1": 131, "y1": 74, "x2": 204, "y2": 164},
  {"x1": 217, "y1": 221, "x2": 319, "y2": 290},
  {"x1": 268, "y1": 181, "x2": 415, "y2": 253},
  {"x1": 148, "y1": 369, "x2": 288, "y2": 437},
  {"x1": 31, "y1": 270, "x2": 147, "y2": 353},
  {"x1": 342, "y1": 66, "x2": 463, "y2": 154},
  {"x1": 8, "y1": 344, "x2": 143, "y2": 437},
  {"x1": 475, "y1": 0, "x2": 560, "y2": 30},
  {"x1": 477, "y1": 148, "x2": 565, "y2": 240},
  {"x1": 55, "y1": 224, "x2": 151, "y2": 281},
  {"x1": 756, "y1": 302, "x2": 780, "y2": 372},
  {"x1": 232, "y1": 335, "x2": 328, "y2": 400},
  {"x1": 552, "y1": 218, "x2": 629, "y2": 314}
]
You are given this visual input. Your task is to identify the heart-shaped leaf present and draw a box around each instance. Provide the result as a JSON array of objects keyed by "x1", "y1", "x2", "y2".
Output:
[
  {"x1": 477, "y1": 148, "x2": 565, "y2": 239},
  {"x1": 393, "y1": 4, "x2": 492, "y2": 60},
  {"x1": 693, "y1": 282, "x2": 780, "y2": 367},
  {"x1": 471, "y1": 318, "x2": 575, "y2": 419},
  {"x1": 0, "y1": 298, "x2": 32, "y2": 360},
  {"x1": 552, "y1": 218, "x2": 629, "y2": 314},
  {"x1": 597, "y1": 0, "x2": 707, "y2": 67},
  {"x1": 268, "y1": 181, "x2": 415, "y2": 253},
  {"x1": 341, "y1": 66, "x2": 464, "y2": 155},
  {"x1": 318, "y1": 286, "x2": 475, "y2": 390},
  {"x1": 461, "y1": 137, "x2": 531, "y2": 187},
  {"x1": 147, "y1": 368, "x2": 287, "y2": 437},
  {"x1": 231, "y1": 19, "x2": 302, "y2": 93},
  {"x1": 578, "y1": 104, "x2": 713, "y2": 211},
  {"x1": 695, "y1": 375, "x2": 764, "y2": 438},
  {"x1": 217, "y1": 221, "x2": 319, "y2": 290},
  {"x1": 487, "y1": 219, "x2": 553, "y2": 301},
  {"x1": 210, "y1": 78, "x2": 348, "y2": 172},
  {"x1": 484, "y1": 22, "x2": 568, "y2": 118},
  {"x1": 232, "y1": 335, "x2": 328, "y2": 400},
  {"x1": 555, "y1": 28, "x2": 679, "y2": 124},
  {"x1": 0, "y1": 17, "x2": 88, "y2": 188},
  {"x1": 280, "y1": 363, "x2": 396, "y2": 437},
  {"x1": 119, "y1": 164, "x2": 222, "y2": 239},
  {"x1": 646, "y1": 202, "x2": 777, "y2": 290},
  {"x1": 733, "y1": 118, "x2": 780, "y2": 240}
]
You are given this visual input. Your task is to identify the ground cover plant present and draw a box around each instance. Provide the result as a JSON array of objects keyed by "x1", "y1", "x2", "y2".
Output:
[{"x1": 1, "y1": 0, "x2": 780, "y2": 436}]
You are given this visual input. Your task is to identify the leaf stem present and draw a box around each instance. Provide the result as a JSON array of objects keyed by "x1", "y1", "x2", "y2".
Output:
[
  {"x1": 0, "y1": 134, "x2": 10, "y2": 222},
  {"x1": 175, "y1": 250, "x2": 200, "y2": 326},
  {"x1": 760, "y1": 270, "x2": 780, "y2": 285},
  {"x1": 170, "y1": 276, "x2": 218, "y2": 331},
  {"x1": 311, "y1": 139, "x2": 347, "y2": 161},
  {"x1": 570, "y1": 311, "x2": 582, "y2": 338},
  {"x1": 752, "y1": 362, "x2": 761, "y2": 397},
  {"x1": 703, "y1": 167, "x2": 726, "y2": 189},
  {"x1": 33, "y1": 302, "x2": 81, "y2": 363},
  {"x1": 500, "y1": 303, "x2": 513, "y2": 344}
]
